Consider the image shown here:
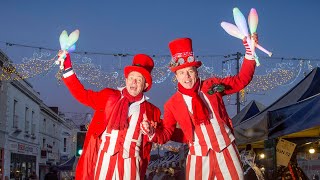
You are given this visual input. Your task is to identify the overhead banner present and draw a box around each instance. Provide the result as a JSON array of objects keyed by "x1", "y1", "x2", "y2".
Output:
[{"x1": 276, "y1": 138, "x2": 296, "y2": 166}]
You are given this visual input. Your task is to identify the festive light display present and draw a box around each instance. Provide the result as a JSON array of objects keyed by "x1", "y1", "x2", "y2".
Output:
[
  {"x1": 246, "y1": 60, "x2": 304, "y2": 92},
  {"x1": 0, "y1": 51, "x2": 55, "y2": 81},
  {"x1": 0, "y1": 51, "x2": 317, "y2": 94}
]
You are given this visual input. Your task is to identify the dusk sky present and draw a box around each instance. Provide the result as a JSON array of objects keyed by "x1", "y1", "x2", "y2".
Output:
[{"x1": 1, "y1": 1, "x2": 320, "y2": 123}]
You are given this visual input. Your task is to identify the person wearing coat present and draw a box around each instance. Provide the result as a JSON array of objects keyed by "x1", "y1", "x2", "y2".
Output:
[
  {"x1": 59, "y1": 52, "x2": 161, "y2": 180},
  {"x1": 142, "y1": 35, "x2": 258, "y2": 180}
]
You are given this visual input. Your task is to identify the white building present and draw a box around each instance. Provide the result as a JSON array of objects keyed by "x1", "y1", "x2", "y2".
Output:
[
  {"x1": 0, "y1": 50, "x2": 9, "y2": 179},
  {"x1": 38, "y1": 106, "x2": 74, "y2": 180},
  {"x1": 4, "y1": 74, "x2": 42, "y2": 180},
  {"x1": 0, "y1": 50, "x2": 42, "y2": 179},
  {"x1": 0, "y1": 50, "x2": 76, "y2": 180}
]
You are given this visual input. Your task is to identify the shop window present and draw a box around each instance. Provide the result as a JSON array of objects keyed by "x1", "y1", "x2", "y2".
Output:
[
  {"x1": 43, "y1": 118, "x2": 46, "y2": 132},
  {"x1": 64, "y1": 138, "x2": 67, "y2": 152},
  {"x1": 13, "y1": 100, "x2": 18, "y2": 128},
  {"x1": 25, "y1": 107, "x2": 29, "y2": 133},
  {"x1": 42, "y1": 138, "x2": 46, "y2": 149},
  {"x1": 10, "y1": 153, "x2": 36, "y2": 180},
  {"x1": 31, "y1": 111, "x2": 35, "y2": 135},
  {"x1": 53, "y1": 124, "x2": 56, "y2": 136}
]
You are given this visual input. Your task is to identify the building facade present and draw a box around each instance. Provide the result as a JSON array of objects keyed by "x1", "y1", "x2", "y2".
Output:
[
  {"x1": 0, "y1": 50, "x2": 76, "y2": 179},
  {"x1": 4, "y1": 75, "x2": 42, "y2": 180},
  {"x1": 0, "y1": 50, "x2": 9, "y2": 179},
  {"x1": 38, "y1": 106, "x2": 74, "y2": 180}
]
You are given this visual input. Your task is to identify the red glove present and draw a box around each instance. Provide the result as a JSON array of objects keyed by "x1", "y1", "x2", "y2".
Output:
[
  {"x1": 58, "y1": 50, "x2": 72, "y2": 70},
  {"x1": 63, "y1": 53, "x2": 72, "y2": 70}
]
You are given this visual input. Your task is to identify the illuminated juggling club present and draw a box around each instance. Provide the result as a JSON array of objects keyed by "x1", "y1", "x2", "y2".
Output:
[
  {"x1": 221, "y1": 21, "x2": 260, "y2": 66},
  {"x1": 248, "y1": 8, "x2": 272, "y2": 57},
  {"x1": 221, "y1": 21, "x2": 271, "y2": 55},
  {"x1": 221, "y1": 22, "x2": 245, "y2": 40},
  {"x1": 233, "y1": 7, "x2": 272, "y2": 57},
  {"x1": 248, "y1": 8, "x2": 258, "y2": 55},
  {"x1": 248, "y1": 8, "x2": 258, "y2": 36},
  {"x1": 221, "y1": 21, "x2": 272, "y2": 64},
  {"x1": 55, "y1": 29, "x2": 80, "y2": 70},
  {"x1": 233, "y1": 8, "x2": 254, "y2": 53}
]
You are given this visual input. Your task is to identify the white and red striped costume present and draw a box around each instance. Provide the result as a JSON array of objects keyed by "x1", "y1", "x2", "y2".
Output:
[
  {"x1": 94, "y1": 95, "x2": 146, "y2": 180},
  {"x1": 153, "y1": 58, "x2": 256, "y2": 180},
  {"x1": 62, "y1": 73, "x2": 161, "y2": 180}
]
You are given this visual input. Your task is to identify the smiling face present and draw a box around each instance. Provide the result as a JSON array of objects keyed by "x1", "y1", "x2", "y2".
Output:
[
  {"x1": 175, "y1": 66, "x2": 198, "y2": 89},
  {"x1": 125, "y1": 71, "x2": 148, "y2": 96}
]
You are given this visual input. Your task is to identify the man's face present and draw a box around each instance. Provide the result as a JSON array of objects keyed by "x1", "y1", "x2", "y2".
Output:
[
  {"x1": 125, "y1": 71, "x2": 148, "y2": 96},
  {"x1": 175, "y1": 66, "x2": 198, "y2": 89}
]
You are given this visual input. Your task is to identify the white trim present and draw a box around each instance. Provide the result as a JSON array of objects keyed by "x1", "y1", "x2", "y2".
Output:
[{"x1": 63, "y1": 70, "x2": 74, "y2": 78}]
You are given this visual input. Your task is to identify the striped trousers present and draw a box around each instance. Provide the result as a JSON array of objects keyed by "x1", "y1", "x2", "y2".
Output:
[
  {"x1": 186, "y1": 142, "x2": 243, "y2": 180},
  {"x1": 94, "y1": 152, "x2": 141, "y2": 180}
]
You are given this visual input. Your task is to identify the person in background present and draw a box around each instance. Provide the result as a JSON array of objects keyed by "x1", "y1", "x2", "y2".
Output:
[
  {"x1": 28, "y1": 171, "x2": 38, "y2": 180},
  {"x1": 44, "y1": 166, "x2": 58, "y2": 180},
  {"x1": 142, "y1": 34, "x2": 258, "y2": 180}
]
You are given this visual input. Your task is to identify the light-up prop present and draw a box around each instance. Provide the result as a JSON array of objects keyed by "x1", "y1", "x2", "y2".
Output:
[
  {"x1": 248, "y1": 8, "x2": 258, "y2": 35},
  {"x1": 55, "y1": 29, "x2": 80, "y2": 69},
  {"x1": 233, "y1": 7, "x2": 260, "y2": 66},
  {"x1": 221, "y1": 21, "x2": 272, "y2": 58},
  {"x1": 248, "y1": 8, "x2": 272, "y2": 57},
  {"x1": 233, "y1": 8, "x2": 253, "y2": 50},
  {"x1": 221, "y1": 7, "x2": 273, "y2": 66},
  {"x1": 221, "y1": 22, "x2": 245, "y2": 40}
]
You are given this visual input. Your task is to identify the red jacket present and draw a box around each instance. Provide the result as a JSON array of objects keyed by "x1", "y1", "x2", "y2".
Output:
[
  {"x1": 154, "y1": 59, "x2": 256, "y2": 145},
  {"x1": 63, "y1": 74, "x2": 161, "y2": 180}
]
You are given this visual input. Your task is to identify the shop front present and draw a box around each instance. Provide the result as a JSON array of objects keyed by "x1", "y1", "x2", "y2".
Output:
[
  {"x1": 8, "y1": 142, "x2": 38, "y2": 180},
  {"x1": 10, "y1": 153, "x2": 36, "y2": 180}
]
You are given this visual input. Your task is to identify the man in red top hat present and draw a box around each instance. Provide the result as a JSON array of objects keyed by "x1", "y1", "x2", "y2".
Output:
[
  {"x1": 142, "y1": 35, "x2": 258, "y2": 180},
  {"x1": 58, "y1": 52, "x2": 161, "y2": 180}
]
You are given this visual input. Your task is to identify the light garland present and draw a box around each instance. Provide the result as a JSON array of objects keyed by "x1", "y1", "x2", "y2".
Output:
[
  {"x1": 0, "y1": 51, "x2": 55, "y2": 81},
  {"x1": 1, "y1": 50, "x2": 319, "y2": 95},
  {"x1": 246, "y1": 60, "x2": 303, "y2": 93}
]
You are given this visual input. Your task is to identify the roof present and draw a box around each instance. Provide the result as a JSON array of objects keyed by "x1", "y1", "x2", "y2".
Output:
[
  {"x1": 268, "y1": 93, "x2": 320, "y2": 139},
  {"x1": 234, "y1": 67, "x2": 320, "y2": 145},
  {"x1": 57, "y1": 156, "x2": 76, "y2": 171},
  {"x1": 232, "y1": 100, "x2": 265, "y2": 127}
]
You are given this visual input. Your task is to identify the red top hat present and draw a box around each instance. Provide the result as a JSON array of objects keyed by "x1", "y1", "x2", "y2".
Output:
[
  {"x1": 124, "y1": 54, "x2": 154, "y2": 92},
  {"x1": 168, "y1": 38, "x2": 202, "y2": 72}
]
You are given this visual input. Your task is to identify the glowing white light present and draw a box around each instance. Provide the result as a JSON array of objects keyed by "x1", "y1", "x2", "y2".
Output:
[{"x1": 309, "y1": 147, "x2": 315, "y2": 154}]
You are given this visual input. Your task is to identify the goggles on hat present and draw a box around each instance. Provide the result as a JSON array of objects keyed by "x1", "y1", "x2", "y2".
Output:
[{"x1": 169, "y1": 52, "x2": 195, "y2": 67}]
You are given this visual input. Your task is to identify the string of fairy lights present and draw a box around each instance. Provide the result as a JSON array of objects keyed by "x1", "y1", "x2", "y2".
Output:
[
  {"x1": 1, "y1": 41, "x2": 320, "y2": 152},
  {"x1": 2, "y1": 41, "x2": 320, "y2": 99},
  {"x1": 1, "y1": 45, "x2": 319, "y2": 108}
]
